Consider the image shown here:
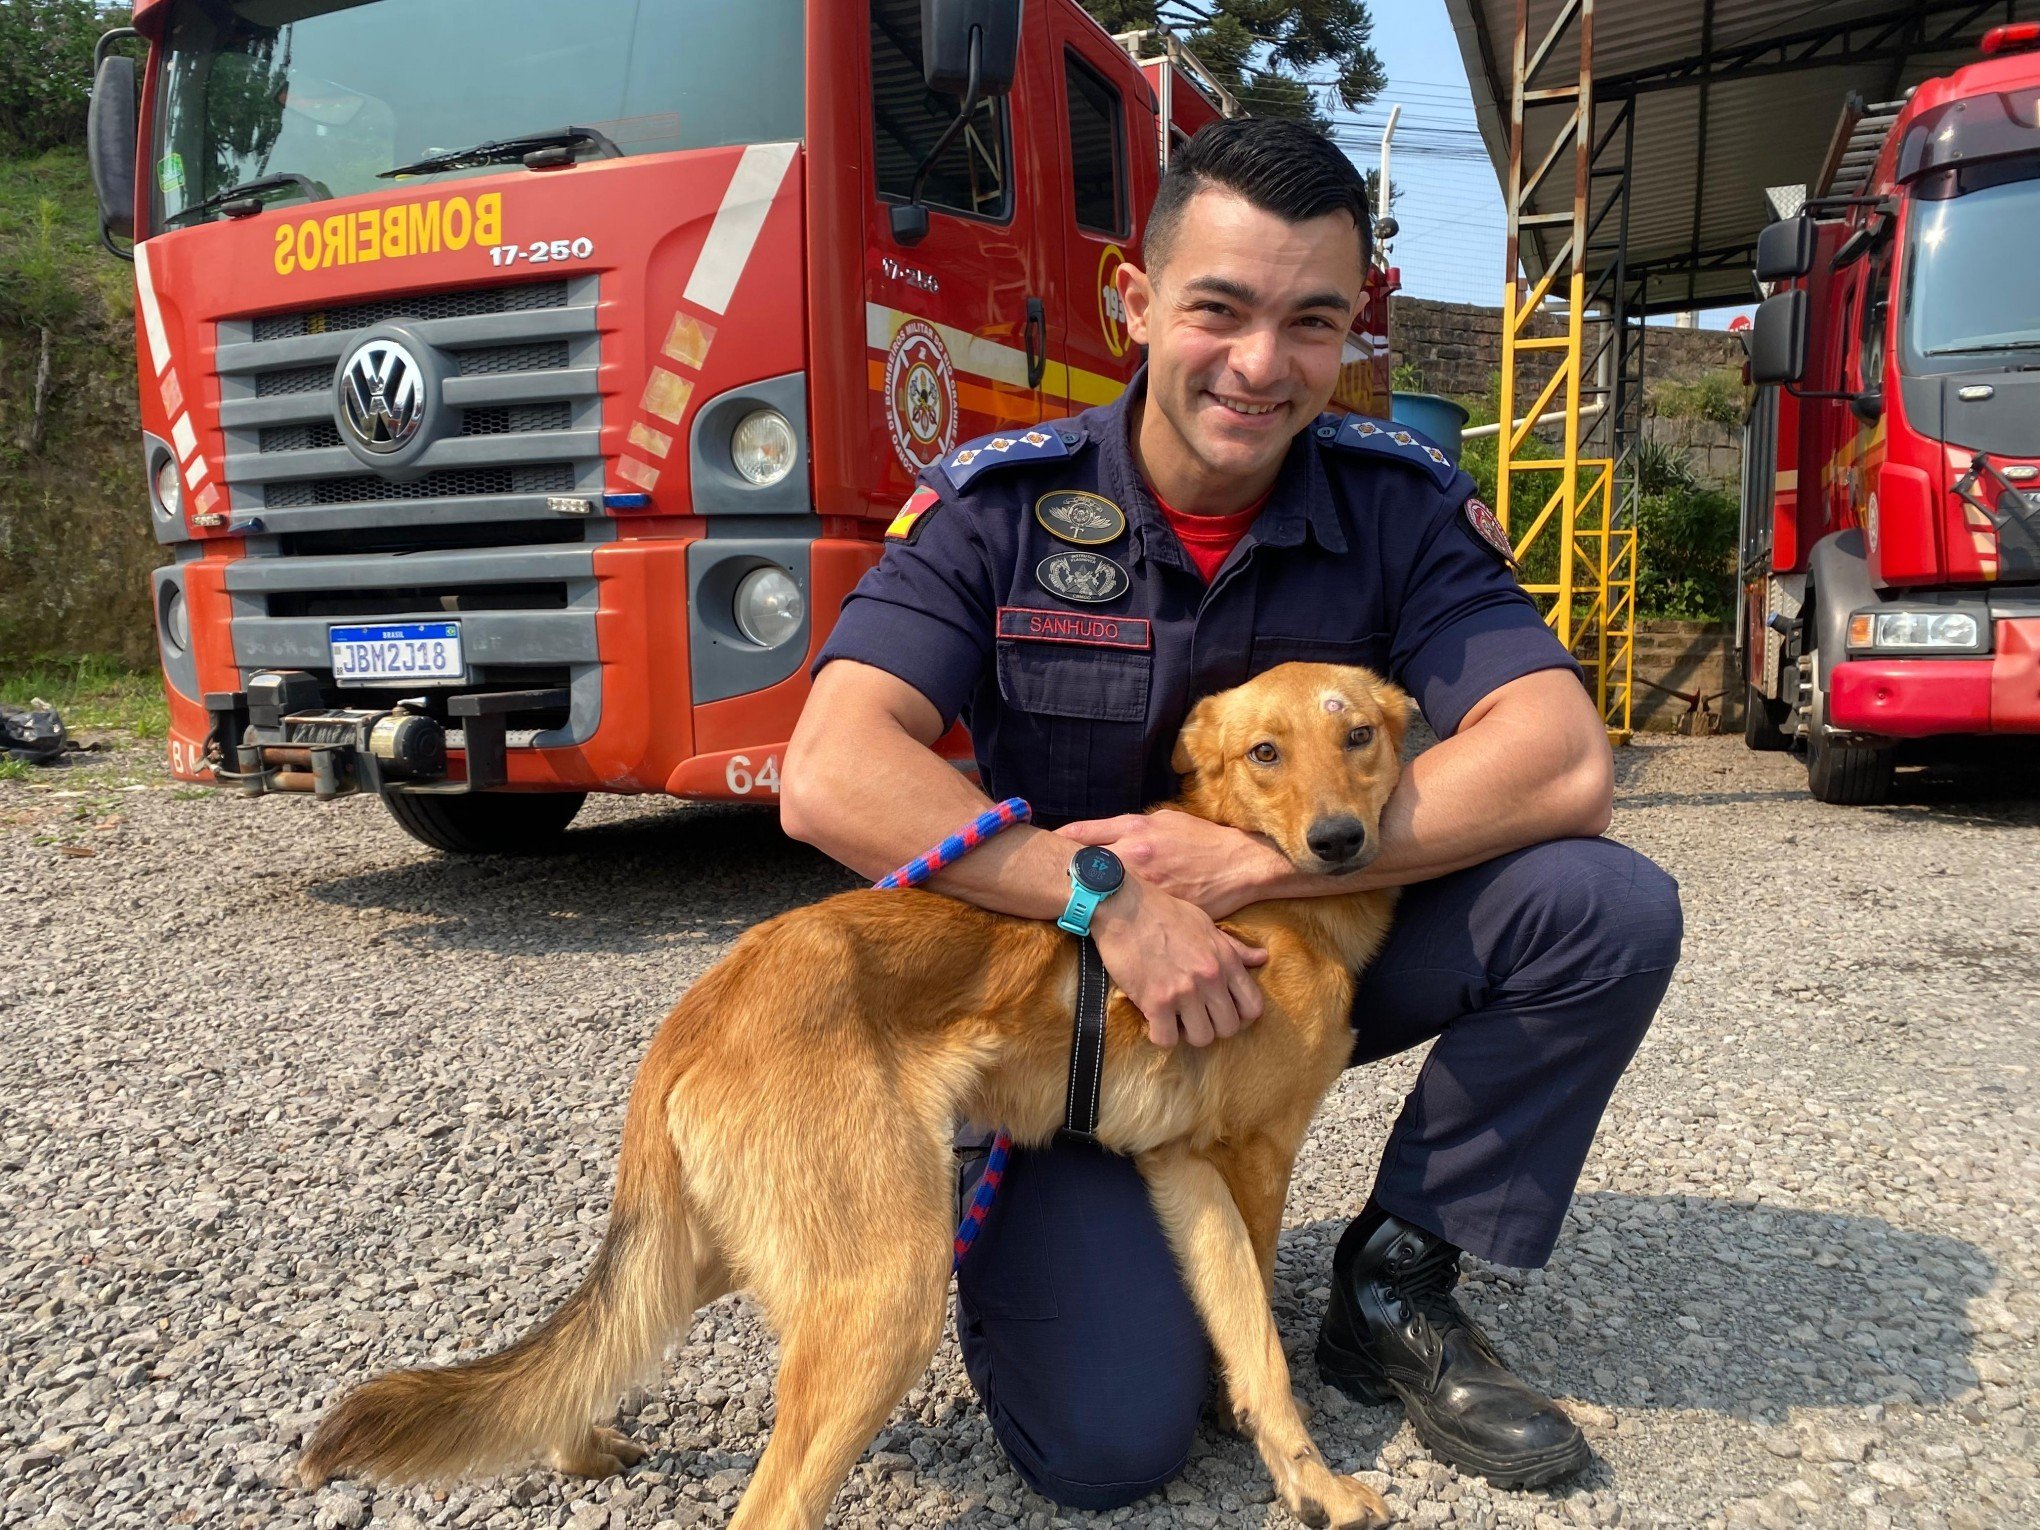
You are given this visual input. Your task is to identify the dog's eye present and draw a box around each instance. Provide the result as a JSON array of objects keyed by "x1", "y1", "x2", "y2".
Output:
[
  {"x1": 1347, "y1": 725, "x2": 1375, "y2": 748},
  {"x1": 1248, "y1": 742, "x2": 1280, "y2": 765}
]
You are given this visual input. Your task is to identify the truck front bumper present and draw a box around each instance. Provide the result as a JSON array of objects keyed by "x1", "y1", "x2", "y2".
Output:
[{"x1": 1828, "y1": 616, "x2": 2040, "y2": 736}]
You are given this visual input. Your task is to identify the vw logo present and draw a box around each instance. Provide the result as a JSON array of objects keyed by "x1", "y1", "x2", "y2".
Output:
[{"x1": 337, "y1": 338, "x2": 426, "y2": 454}]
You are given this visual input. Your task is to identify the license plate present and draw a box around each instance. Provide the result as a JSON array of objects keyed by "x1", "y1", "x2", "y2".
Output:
[{"x1": 328, "y1": 621, "x2": 464, "y2": 685}]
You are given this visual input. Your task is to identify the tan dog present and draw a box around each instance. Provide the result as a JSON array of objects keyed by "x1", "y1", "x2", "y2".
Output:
[{"x1": 302, "y1": 662, "x2": 1409, "y2": 1530}]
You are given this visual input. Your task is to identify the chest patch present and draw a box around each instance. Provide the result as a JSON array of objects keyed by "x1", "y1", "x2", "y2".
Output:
[
  {"x1": 1036, "y1": 550, "x2": 1130, "y2": 604},
  {"x1": 1035, "y1": 490, "x2": 1126, "y2": 546},
  {"x1": 1463, "y1": 496, "x2": 1518, "y2": 567},
  {"x1": 998, "y1": 607, "x2": 1151, "y2": 650}
]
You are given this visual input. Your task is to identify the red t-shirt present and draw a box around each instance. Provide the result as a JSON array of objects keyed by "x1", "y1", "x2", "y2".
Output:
[{"x1": 1150, "y1": 484, "x2": 1273, "y2": 582}]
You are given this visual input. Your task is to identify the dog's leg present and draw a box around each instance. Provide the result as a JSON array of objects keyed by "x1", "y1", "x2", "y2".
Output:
[
  {"x1": 1202, "y1": 1131, "x2": 1301, "y2": 1436},
  {"x1": 727, "y1": 1257, "x2": 948, "y2": 1530},
  {"x1": 1140, "y1": 1145, "x2": 1389, "y2": 1530}
]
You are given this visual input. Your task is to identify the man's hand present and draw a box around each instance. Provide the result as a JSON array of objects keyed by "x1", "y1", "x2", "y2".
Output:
[
  {"x1": 1059, "y1": 809, "x2": 1293, "y2": 920},
  {"x1": 1090, "y1": 875, "x2": 1267, "y2": 1048}
]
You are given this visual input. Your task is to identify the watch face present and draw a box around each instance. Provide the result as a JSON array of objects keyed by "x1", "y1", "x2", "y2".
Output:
[{"x1": 1072, "y1": 845, "x2": 1125, "y2": 895}]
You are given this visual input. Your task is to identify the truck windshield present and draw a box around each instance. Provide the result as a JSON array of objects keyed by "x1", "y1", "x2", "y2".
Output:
[
  {"x1": 152, "y1": 0, "x2": 804, "y2": 228},
  {"x1": 1902, "y1": 165, "x2": 2040, "y2": 372}
]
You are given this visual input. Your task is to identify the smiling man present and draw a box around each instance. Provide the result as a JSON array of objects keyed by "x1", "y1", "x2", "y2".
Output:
[{"x1": 782, "y1": 119, "x2": 1682, "y2": 1506}]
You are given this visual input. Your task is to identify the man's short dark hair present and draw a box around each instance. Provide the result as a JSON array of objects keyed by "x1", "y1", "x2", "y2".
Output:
[{"x1": 1143, "y1": 117, "x2": 1373, "y2": 277}]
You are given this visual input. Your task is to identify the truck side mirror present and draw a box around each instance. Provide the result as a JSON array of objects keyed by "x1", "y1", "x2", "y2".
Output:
[
  {"x1": 89, "y1": 48, "x2": 140, "y2": 247},
  {"x1": 1749, "y1": 289, "x2": 1809, "y2": 386},
  {"x1": 922, "y1": 0, "x2": 1021, "y2": 98},
  {"x1": 1754, "y1": 216, "x2": 1815, "y2": 283}
]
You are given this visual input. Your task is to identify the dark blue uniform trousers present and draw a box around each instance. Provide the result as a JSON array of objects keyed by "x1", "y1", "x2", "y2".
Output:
[{"x1": 953, "y1": 836, "x2": 1683, "y2": 1510}]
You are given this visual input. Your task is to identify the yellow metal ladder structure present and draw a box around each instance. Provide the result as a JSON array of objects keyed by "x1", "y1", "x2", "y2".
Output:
[{"x1": 1495, "y1": 0, "x2": 1635, "y2": 742}]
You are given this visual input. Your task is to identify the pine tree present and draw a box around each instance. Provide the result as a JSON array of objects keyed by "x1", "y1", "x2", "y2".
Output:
[{"x1": 1082, "y1": 0, "x2": 1385, "y2": 130}]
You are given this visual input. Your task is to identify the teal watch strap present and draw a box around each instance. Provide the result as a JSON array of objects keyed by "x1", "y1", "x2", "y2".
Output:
[{"x1": 1057, "y1": 880, "x2": 1106, "y2": 936}]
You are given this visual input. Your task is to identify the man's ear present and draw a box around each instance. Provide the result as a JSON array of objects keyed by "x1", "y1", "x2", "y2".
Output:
[
  {"x1": 1121, "y1": 262, "x2": 1154, "y2": 348},
  {"x1": 1171, "y1": 694, "x2": 1222, "y2": 777}
]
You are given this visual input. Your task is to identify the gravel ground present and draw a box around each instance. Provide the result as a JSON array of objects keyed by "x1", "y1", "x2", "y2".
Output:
[{"x1": 3, "y1": 734, "x2": 2036, "y2": 1530}]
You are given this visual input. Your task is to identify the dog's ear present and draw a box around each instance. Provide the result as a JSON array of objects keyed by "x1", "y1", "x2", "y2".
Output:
[
  {"x1": 1368, "y1": 676, "x2": 1416, "y2": 755},
  {"x1": 1171, "y1": 694, "x2": 1224, "y2": 777}
]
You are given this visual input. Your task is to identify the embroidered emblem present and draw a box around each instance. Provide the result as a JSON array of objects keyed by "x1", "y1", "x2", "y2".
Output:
[
  {"x1": 1023, "y1": 430, "x2": 1051, "y2": 447},
  {"x1": 1036, "y1": 550, "x2": 1130, "y2": 604},
  {"x1": 1464, "y1": 496, "x2": 1518, "y2": 567},
  {"x1": 885, "y1": 485, "x2": 942, "y2": 543},
  {"x1": 988, "y1": 437, "x2": 1015, "y2": 452},
  {"x1": 952, "y1": 448, "x2": 980, "y2": 467},
  {"x1": 1425, "y1": 446, "x2": 1448, "y2": 464},
  {"x1": 1391, "y1": 430, "x2": 1414, "y2": 446},
  {"x1": 1035, "y1": 490, "x2": 1126, "y2": 547}
]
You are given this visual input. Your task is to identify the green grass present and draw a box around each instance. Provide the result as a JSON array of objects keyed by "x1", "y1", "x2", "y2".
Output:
[{"x1": 1, "y1": 655, "x2": 167, "y2": 739}]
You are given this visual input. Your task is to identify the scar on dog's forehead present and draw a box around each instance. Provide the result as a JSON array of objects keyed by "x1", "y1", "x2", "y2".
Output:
[{"x1": 1320, "y1": 694, "x2": 1348, "y2": 714}]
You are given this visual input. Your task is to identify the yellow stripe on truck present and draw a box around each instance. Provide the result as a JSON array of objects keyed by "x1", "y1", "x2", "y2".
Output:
[{"x1": 274, "y1": 192, "x2": 503, "y2": 276}]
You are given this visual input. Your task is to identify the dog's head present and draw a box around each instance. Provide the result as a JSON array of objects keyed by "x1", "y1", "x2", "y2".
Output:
[{"x1": 1170, "y1": 663, "x2": 1411, "y2": 876}]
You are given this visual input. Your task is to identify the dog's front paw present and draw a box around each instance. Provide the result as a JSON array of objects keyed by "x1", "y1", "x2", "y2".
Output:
[
  {"x1": 1290, "y1": 1473, "x2": 1391, "y2": 1530},
  {"x1": 551, "y1": 1425, "x2": 647, "y2": 1478}
]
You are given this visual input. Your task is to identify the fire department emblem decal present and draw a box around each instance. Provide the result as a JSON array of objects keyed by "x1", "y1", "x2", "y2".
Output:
[
  {"x1": 884, "y1": 318, "x2": 958, "y2": 474},
  {"x1": 1037, "y1": 550, "x2": 1130, "y2": 604}
]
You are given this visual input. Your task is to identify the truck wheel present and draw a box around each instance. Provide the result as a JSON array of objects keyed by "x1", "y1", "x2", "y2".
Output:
[
  {"x1": 1743, "y1": 683, "x2": 1793, "y2": 752},
  {"x1": 1804, "y1": 677, "x2": 1894, "y2": 805},
  {"x1": 382, "y1": 791, "x2": 586, "y2": 854}
]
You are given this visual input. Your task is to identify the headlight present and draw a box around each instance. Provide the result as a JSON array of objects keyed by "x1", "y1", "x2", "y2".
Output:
[
  {"x1": 731, "y1": 409, "x2": 796, "y2": 487},
  {"x1": 153, "y1": 455, "x2": 183, "y2": 521},
  {"x1": 733, "y1": 566, "x2": 803, "y2": 648},
  {"x1": 162, "y1": 587, "x2": 189, "y2": 655},
  {"x1": 1847, "y1": 610, "x2": 1982, "y2": 650}
]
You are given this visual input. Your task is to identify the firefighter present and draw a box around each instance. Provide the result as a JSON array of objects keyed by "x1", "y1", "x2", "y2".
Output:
[{"x1": 782, "y1": 118, "x2": 1682, "y2": 1505}]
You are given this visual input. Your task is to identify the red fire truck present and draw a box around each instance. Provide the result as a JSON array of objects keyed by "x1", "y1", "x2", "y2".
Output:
[
  {"x1": 87, "y1": 0, "x2": 1396, "y2": 852},
  {"x1": 1741, "y1": 23, "x2": 2040, "y2": 803}
]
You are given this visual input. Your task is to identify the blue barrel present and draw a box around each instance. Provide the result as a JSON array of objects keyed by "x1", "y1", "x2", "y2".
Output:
[{"x1": 1390, "y1": 392, "x2": 1472, "y2": 464}]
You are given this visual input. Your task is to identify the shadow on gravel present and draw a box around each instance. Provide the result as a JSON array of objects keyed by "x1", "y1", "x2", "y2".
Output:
[
  {"x1": 1291, "y1": 1194, "x2": 1990, "y2": 1423},
  {"x1": 305, "y1": 802, "x2": 863, "y2": 955}
]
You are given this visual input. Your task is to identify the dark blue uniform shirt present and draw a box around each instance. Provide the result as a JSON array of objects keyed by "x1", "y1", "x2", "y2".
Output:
[{"x1": 815, "y1": 369, "x2": 1581, "y2": 825}]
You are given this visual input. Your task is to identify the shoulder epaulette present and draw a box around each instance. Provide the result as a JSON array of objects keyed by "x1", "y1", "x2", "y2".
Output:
[
  {"x1": 939, "y1": 423, "x2": 1087, "y2": 492},
  {"x1": 1315, "y1": 413, "x2": 1459, "y2": 492}
]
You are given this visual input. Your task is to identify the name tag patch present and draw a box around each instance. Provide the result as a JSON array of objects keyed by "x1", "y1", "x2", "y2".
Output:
[{"x1": 998, "y1": 607, "x2": 1152, "y2": 650}]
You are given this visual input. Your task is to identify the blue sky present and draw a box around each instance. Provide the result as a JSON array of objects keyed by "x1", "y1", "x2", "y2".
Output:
[{"x1": 1332, "y1": 1, "x2": 1742, "y2": 330}]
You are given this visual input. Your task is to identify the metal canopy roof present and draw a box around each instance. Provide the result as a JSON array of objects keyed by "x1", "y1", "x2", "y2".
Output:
[{"x1": 1442, "y1": 0, "x2": 2040, "y2": 313}]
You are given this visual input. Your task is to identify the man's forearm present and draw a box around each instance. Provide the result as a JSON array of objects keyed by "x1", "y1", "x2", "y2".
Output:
[{"x1": 1246, "y1": 670, "x2": 1613, "y2": 901}]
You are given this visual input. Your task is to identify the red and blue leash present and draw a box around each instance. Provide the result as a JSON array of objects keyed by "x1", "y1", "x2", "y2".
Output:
[{"x1": 872, "y1": 797, "x2": 1030, "y2": 1271}]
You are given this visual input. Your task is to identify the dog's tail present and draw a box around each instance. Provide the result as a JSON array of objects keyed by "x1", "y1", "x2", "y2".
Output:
[{"x1": 300, "y1": 1057, "x2": 697, "y2": 1487}]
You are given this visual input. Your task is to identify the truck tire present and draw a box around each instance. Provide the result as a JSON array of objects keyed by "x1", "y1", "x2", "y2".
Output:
[
  {"x1": 1743, "y1": 683, "x2": 1793, "y2": 752},
  {"x1": 382, "y1": 790, "x2": 586, "y2": 854},
  {"x1": 1804, "y1": 674, "x2": 1894, "y2": 806}
]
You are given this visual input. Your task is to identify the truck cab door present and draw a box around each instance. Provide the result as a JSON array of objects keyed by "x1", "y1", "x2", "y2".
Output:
[
  {"x1": 861, "y1": 0, "x2": 1057, "y2": 504},
  {"x1": 1040, "y1": 13, "x2": 1154, "y2": 417}
]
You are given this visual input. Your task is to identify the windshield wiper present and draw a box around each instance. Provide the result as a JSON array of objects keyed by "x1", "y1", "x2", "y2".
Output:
[
  {"x1": 166, "y1": 172, "x2": 330, "y2": 227},
  {"x1": 379, "y1": 126, "x2": 622, "y2": 180},
  {"x1": 1926, "y1": 338, "x2": 2040, "y2": 356}
]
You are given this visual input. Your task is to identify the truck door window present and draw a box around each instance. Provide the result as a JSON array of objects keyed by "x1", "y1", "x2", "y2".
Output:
[
  {"x1": 1859, "y1": 237, "x2": 1892, "y2": 387},
  {"x1": 1064, "y1": 50, "x2": 1128, "y2": 238},
  {"x1": 869, "y1": 0, "x2": 1011, "y2": 222}
]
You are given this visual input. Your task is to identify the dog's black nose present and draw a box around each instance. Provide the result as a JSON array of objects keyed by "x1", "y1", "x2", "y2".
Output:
[{"x1": 1306, "y1": 815, "x2": 1368, "y2": 865}]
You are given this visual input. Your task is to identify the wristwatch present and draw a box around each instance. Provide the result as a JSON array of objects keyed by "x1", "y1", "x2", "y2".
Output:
[{"x1": 1057, "y1": 846, "x2": 1126, "y2": 936}]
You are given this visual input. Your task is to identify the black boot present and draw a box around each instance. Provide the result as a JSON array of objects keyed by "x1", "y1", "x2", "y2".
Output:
[{"x1": 1315, "y1": 1204, "x2": 1592, "y2": 1489}]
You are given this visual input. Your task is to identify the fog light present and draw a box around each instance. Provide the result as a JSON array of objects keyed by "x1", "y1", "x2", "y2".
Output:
[
  {"x1": 733, "y1": 566, "x2": 803, "y2": 648},
  {"x1": 163, "y1": 587, "x2": 190, "y2": 655},
  {"x1": 1865, "y1": 611, "x2": 1980, "y2": 650},
  {"x1": 731, "y1": 409, "x2": 796, "y2": 487},
  {"x1": 153, "y1": 455, "x2": 183, "y2": 521}
]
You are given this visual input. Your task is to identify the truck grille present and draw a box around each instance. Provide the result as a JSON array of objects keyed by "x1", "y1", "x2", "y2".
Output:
[{"x1": 214, "y1": 274, "x2": 606, "y2": 746}]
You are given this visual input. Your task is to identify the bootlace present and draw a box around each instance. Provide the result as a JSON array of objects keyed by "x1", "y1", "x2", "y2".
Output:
[{"x1": 1388, "y1": 1237, "x2": 1467, "y2": 1331}]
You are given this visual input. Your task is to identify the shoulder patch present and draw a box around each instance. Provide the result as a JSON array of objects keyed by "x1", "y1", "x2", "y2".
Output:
[
  {"x1": 885, "y1": 485, "x2": 942, "y2": 544},
  {"x1": 1316, "y1": 413, "x2": 1458, "y2": 491},
  {"x1": 942, "y1": 424, "x2": 1085, "y2": 492},
  {"x1": 1461, "y1": 495, "x2": 1519, "y2": 568}
]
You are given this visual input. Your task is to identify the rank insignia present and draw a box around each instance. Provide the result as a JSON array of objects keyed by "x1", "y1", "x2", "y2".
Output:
[
  {"x1": 1023, "y1": 430, "x2": 1051, "y2": 447},
  {"x1": 1463, "y1": 496, "x2": 1518, "y2": 567},
  {"x1": 885, "y1": 485, "x2": 942, "y2": 543},
  {"x1": 1034, "y1": 490, "x2": 1126, "y2": 547},
  {"x1": 1037, "y1": 550, "x2": 1130, "y2": 604},
  {"x1": 988, "y1": 437, "x2": 1016, "y2": 452}
]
